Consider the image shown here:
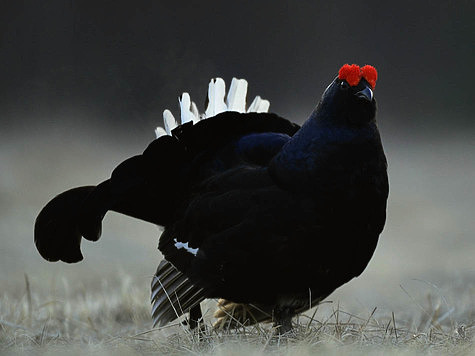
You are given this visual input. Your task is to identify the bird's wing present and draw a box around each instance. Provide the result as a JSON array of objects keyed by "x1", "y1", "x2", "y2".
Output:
[
  {"x1": 150, "y1": 259, "x2": 206, "y2": 327},
  {"x1": 34, "y1": 112, "x2": 299, "y2": 263},
  {"x1": 158, "y1": 167, "x2": 328, "y2": 304},
  {"x1": 170, "y1": 111, "x2": 299, "y2": 157}
]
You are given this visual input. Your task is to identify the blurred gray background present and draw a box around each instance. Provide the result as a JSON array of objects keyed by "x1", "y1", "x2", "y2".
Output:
[{"x1": 1, "y1": 1, "x2": 473, "y2": 319}]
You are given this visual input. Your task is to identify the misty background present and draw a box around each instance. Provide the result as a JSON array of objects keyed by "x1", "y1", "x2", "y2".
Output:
[{"x1": 0, "y1": 1, "x2": 473, "y2": 321}]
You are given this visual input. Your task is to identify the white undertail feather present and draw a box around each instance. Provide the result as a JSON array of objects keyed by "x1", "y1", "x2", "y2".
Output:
[
  {"x1": 155, "y1": 77, "x2": 271, "y2": 139},
  {"x1": 190, "y1": 101, "x2": 199, "y2": 121},
  {"x1": 162, "y1": 109, "x2": 178, "y2": 136},
  {"x1": 205, "y1": 78, "x2": 227, "y2": 118},
  {"x1": 179, "y1": 93, "x2": 199, "y2": 124},
  {"x1": 247, "y1": 95, "x2": 270, "y2": 113},
  {"x1": 226, "y1": 78, "x2": 248, "y2": 113},
  {"x1": 154, "y1": 126, "x2": 167, "y2": 138},
  {"x1": 173, "y1": 238, "x2": 199, "y2": 256}
]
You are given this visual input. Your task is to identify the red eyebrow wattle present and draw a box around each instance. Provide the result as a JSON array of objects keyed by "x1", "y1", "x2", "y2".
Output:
[
  {"x1": 361, "y1": 65, "x2": 377, "y2": 89},
  {"x1": 338, "y1": 64, "x2": 377, "y2": 89}
]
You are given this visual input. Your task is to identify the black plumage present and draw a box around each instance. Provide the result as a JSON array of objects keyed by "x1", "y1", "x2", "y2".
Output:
[{"x1": 35, "y1": 66, "x2": 388, "y2": 333}]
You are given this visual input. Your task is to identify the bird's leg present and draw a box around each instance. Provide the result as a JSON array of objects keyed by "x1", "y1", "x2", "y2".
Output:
[
  {"x1": 273, "y1": 306, "x2": 294, "y2": 334},
  {"x1": 189, "y1": 304, "x2": 203, "y2": 330}
]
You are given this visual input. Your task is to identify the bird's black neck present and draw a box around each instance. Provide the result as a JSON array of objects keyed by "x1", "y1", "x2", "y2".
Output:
[{"x1": 269, "y1": 112, "x2": 386, "y2": 196}]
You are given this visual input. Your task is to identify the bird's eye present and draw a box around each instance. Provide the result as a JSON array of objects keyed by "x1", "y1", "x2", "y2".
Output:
[{"x1": 340, "y1": 81, "x2": 349, "y2": 89}]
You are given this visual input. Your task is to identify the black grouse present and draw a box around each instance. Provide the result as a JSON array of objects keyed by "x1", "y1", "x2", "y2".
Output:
[{"x1": 34, "y1": 64, "x2": 388, "y2": 333}]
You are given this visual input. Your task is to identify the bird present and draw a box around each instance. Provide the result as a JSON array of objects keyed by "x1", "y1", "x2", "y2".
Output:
[{"x1": 34, "y1": 64, "x2": 388, "y2": 333}]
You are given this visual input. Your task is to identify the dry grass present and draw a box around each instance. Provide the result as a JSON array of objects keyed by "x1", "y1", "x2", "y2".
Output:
[
  {"x1": 1, "y1": 125, "x2": 474, "y2": 354},
  {"x1": 1, "y1": 274, "x2": 473, "y2": 355}
]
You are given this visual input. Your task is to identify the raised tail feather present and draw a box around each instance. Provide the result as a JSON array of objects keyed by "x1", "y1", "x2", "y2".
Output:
[
  {"x1": 34, "y1": 186, "x2": 98, "y2": 263},
  {"x1": 151, "y1": 260, "x2": 206, "y2": 327},
  {"x1": 155, "y1": 77, "x2": 271, "y2": 139},
  {"x1": 34, "y1": 141, "x2": 184, "y2": 264}
]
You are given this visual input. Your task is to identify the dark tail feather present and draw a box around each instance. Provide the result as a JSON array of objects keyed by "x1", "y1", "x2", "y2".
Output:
[
  {"x1": 34, "y1": 135, "x2": 187, "y2": 263},
  {"x1": 151, "y1": 260, "x2": 206, "y2": 327},
  {"x1": 34, "y1": 186, "x2": 97, "y2": 263}
]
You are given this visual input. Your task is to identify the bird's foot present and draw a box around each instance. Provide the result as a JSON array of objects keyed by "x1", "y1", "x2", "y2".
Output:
[{"x1": 272, "y1": 306, "x2": 294, "y2": 335}]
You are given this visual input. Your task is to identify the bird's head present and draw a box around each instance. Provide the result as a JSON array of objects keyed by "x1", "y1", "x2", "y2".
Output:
[{"x1": 317, "y1": 64, "x2": 378, "y2": 125}]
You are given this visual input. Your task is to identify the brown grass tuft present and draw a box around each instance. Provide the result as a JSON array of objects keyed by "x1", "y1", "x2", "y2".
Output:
[{"x1": 0, "y1": 274, "x2": 473, "y2": 355}]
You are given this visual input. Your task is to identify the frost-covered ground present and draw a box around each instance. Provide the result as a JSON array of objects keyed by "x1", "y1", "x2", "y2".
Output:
[{"x1": 1, "y1": 121, "x2": 474, "y2": 355}]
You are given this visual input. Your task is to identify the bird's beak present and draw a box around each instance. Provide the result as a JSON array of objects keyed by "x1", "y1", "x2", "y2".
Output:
[{"x1": 355, "y1": 86, "x2": 373, "y2": 102}]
